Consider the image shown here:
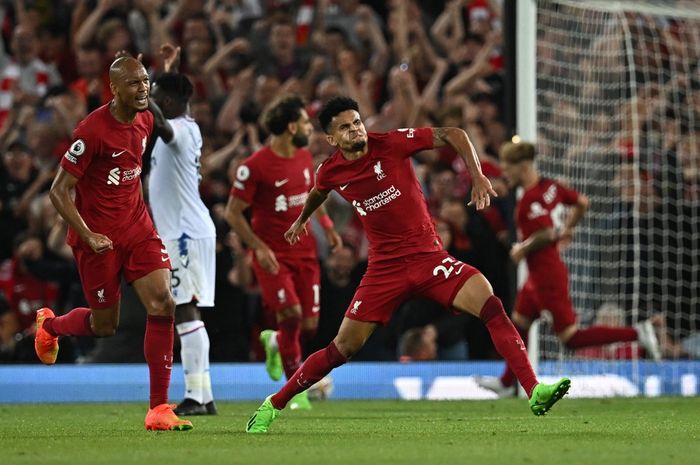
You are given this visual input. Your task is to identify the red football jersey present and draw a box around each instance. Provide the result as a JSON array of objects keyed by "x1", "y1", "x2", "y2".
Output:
[
  {"x1": 316, "y1": 128, "x2": 441, "y2": 263},
  {"x1": 516, "y1": 178, "x2": 579, "y2": 283},
  {"x1": 60, "y1": 104, "x2": 155, "y2": 249},
  {"x1": 231, "y1": 146, "x2": 317, "y2": 258}
]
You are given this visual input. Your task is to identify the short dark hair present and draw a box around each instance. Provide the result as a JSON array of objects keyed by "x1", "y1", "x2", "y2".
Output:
[
  {"x1": 262, "y1": 95, "x2": 306, "y2": 135},
  {"x1": 318, "y1": 96, "x2": 359, "y2": 133},
  {"x1": 153, "y1": 73, "x2": 193, "y2": 104}
]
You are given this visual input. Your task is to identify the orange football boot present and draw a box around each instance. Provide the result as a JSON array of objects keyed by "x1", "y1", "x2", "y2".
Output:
[
  {"x1": 145, "y1": 403, "x2": 194, "y2": 431},
  {"x1": 34, "y1": 308, "x2": 59, "y2": 365}
]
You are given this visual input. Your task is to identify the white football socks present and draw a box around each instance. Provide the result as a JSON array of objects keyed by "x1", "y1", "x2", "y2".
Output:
[{"x1": 176, "y1": 320, "x2": 212, "y2": 405}]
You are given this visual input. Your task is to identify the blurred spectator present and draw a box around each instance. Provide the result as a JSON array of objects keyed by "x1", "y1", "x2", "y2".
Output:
[
  {"x1": 0, "y1": 24, "x2": 62, "y2": 142},
  {"x1": 398, "y1": 325, "x2": 438, "y2": 362}
]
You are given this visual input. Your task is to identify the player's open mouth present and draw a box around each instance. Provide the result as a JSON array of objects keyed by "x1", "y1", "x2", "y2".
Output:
[{"x1": 136, "y1": 95, "x2": 147, "y2": 104}]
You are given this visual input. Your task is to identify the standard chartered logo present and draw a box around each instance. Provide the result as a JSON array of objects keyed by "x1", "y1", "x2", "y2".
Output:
[
  {"x1": 275, "y1": 195, "x2": 287, "y2": 212},
  {"x1": 357, "y1": 185, "x2": 402, "y2": 214},
  {"x1": 275, "y1": 192, "x2": 308, "y2": 212},
  {"x1": 107, "y1": 166, "x2": 141, "y2": 185},
  {"x1": 107, "y1": 167, "x2": 120, "y2": 185}
]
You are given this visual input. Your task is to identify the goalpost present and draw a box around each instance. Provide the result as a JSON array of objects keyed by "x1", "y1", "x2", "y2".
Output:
[{"x1": 517, "y1": 0, "x2": 700, "y2": 396}]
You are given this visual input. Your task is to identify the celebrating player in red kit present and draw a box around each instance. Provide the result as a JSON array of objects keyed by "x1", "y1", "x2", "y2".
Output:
[
  {"x1": 226, "y1": 94, "x2": 342, "y2": 410},
  {"x1": 477, "y1": 141, "x2": 661, "y2": 397},
  {"x1": 35, "y1": 56, "x2": 192, "y2": 431},
  {"x1": 245, "y1": 96, "x2": 571, "y2": 433}
]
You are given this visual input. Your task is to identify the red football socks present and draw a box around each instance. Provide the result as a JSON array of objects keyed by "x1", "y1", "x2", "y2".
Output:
[
  {"x1": 565, "y1": 326, "x2": 637, "y2": 349},
  {"x1": 42, "y1": 307, "x2": 94, "y2": 337},
  {"x1": 499, "y1": 321, "x2": 529, "y2": 389},
  {"x1": 144, "y1": 315, "x2": 174, "y2": 409},
  {"x1": 480, "y1": 296, "x2": 538, "y2": 396},
  {"x1": 277, "y1": 317, "x2": 302, "y2": 379},
  {"x1": 271, "y1": 341, "x2": 347, "y2": 409}
]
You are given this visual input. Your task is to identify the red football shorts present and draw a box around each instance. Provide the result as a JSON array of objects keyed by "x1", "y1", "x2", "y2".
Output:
[
  {"x1": 73, "y1": 231, "x2": 171, "y2": 309},
  {"x1": 515, "y1": 277, "x2": 577, "y2": 333},
  {"x1": 252, "y1": 255, "x2": 321, "y2": 318},
  {"x1": 345, "y1": 250, "x2": 479, "y2": 324}
]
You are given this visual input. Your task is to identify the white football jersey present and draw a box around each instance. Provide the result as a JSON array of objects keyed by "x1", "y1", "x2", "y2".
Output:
[{"x1": 149, "y1": 116, "x2": 216, "y2": 240}]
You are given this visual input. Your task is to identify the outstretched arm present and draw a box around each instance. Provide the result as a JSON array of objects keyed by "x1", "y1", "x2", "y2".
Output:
[
  {"x1": 285, "y1": 188, "x2": 329, "y2": 245},
  {"x1": 432, "y1": 127, "x2": 497, "y2": 210}
]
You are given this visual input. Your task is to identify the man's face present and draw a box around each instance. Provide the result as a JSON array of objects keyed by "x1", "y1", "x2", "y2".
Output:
[
  {"x1": 326, "y1": 246, "x2": 356, "y2": 281},
  {"x1": 270, "y1": 24, "x2": 295, "y2": 56},
  {"x1": 77, "y1": 48, "x2": 102, "y2": 77},
  {"x1": 183, "y1": 19, "x2": 210, "y2": 43},
  {"x1": 327, "y1": 110, "x2": 368, "y2": 152},
  {"x1": 291, "y1": 109, "x2": 314, "y2": 148},
  {"x1": 500, "y1": 160, "x2": 523, "y2": 188},
  {"x1": 111, "y1": 61, "x2": 150, "y2": 112},
  {"x1": 3, "y1": 148, "x2": 32, "y2": 179},
  {"x1": 11, "y1": 26, "x2": 37, "y2": 61}
]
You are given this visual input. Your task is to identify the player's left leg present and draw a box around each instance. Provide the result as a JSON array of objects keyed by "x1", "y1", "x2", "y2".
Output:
[
  {"x1": 451, "y1": 274, "x2": 569, "y2": 415},
  {"x1": 173, "y1": 303, "x2": 212, "y2": 415},
  {"x1": 132, "y1": 268, "x2": 192, "y2": 431},
  {"x1": 479, "y1": 281, "x2": 541, "y2": 397}
]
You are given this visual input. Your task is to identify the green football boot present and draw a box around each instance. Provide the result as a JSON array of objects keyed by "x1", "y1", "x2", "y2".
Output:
[
  {"x1": 289, "y1": 390, "x2": 312, "y2": 410},
  {"x1": 259, "y1": 330, "x2": 283, "y2": 381},
  {"x1": 529, "y1": 378, "x2": 571, "y2": 416},
  {"x1": 246, "y1": 395, "x2": 280, "y2": 433}
]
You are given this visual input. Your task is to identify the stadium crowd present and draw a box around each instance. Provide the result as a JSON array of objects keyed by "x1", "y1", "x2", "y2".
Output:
[{"x1": 0, "y1": 0, "x2": 695, "y2": 365}]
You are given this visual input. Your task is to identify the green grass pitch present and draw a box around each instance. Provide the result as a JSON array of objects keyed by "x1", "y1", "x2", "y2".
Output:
[{"x1": 2, "y1": 398, "x2": 699, "y2": 465}]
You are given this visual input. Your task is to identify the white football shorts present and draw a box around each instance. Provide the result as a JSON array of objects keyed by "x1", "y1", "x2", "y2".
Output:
[{"x1": 164, "y1": 235, "x2": 216, "y2": 307}]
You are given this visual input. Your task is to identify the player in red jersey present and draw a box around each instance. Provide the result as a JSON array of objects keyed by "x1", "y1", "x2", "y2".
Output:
[
  {"x1": 34, "y1": 56, "x2": 192, "y2": 431},
  {"x1": 245, "y1": 97, "x2": 570, "y2": 433},
  {"x1": 225, "y1": 95, "x2": 342, "y2": 410},
  {"x1": 477, "y1": 141, "x2": 661, "y2": 397}
]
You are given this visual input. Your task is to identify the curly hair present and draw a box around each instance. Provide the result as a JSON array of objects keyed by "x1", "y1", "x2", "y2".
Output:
[{"x1": 317, "y1": 96, "x2": 359, "y2": 133}]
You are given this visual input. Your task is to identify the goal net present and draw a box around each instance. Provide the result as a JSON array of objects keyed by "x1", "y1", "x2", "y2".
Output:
[{"x1": 523, "y1": 0, "x2": 699, "y2": 395}]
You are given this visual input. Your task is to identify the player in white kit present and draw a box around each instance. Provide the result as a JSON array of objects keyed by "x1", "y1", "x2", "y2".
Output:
[{"x1": 148, "y1": 45, "x2": 217, "y2": 415}]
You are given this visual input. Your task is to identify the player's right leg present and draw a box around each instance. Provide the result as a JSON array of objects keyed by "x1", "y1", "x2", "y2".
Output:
[{"x1": 246, "y1": 317, "x2": 378, "y2": 433}]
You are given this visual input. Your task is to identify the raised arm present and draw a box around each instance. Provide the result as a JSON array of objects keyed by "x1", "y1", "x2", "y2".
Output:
[
  {"x1": 284, "y1": 188, "x2": 329, "y2": 245},
  {"x1": 432, "y1": 127, "x2": 497, "y2": 210},
  {"x1": 148, "y1": 97, "x2": 174, "y2": 143},
  {"x1": 49, "y1": 167, "x2": 113, "y2": 253}
]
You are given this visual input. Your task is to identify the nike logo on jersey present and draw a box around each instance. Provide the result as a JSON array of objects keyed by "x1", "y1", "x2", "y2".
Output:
[
  {"x1": 111, "y1": 150, "x2": 126, "y2": 158},
  {"x1": 339, "y1": 183, "x2": 350, "y2": 191},
  {"x1": 161, "y1": 256, "x2": 169, "y2": 262},
  {"x1": 275, "y1": 179, "x2": 289, "y2": 187}
]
